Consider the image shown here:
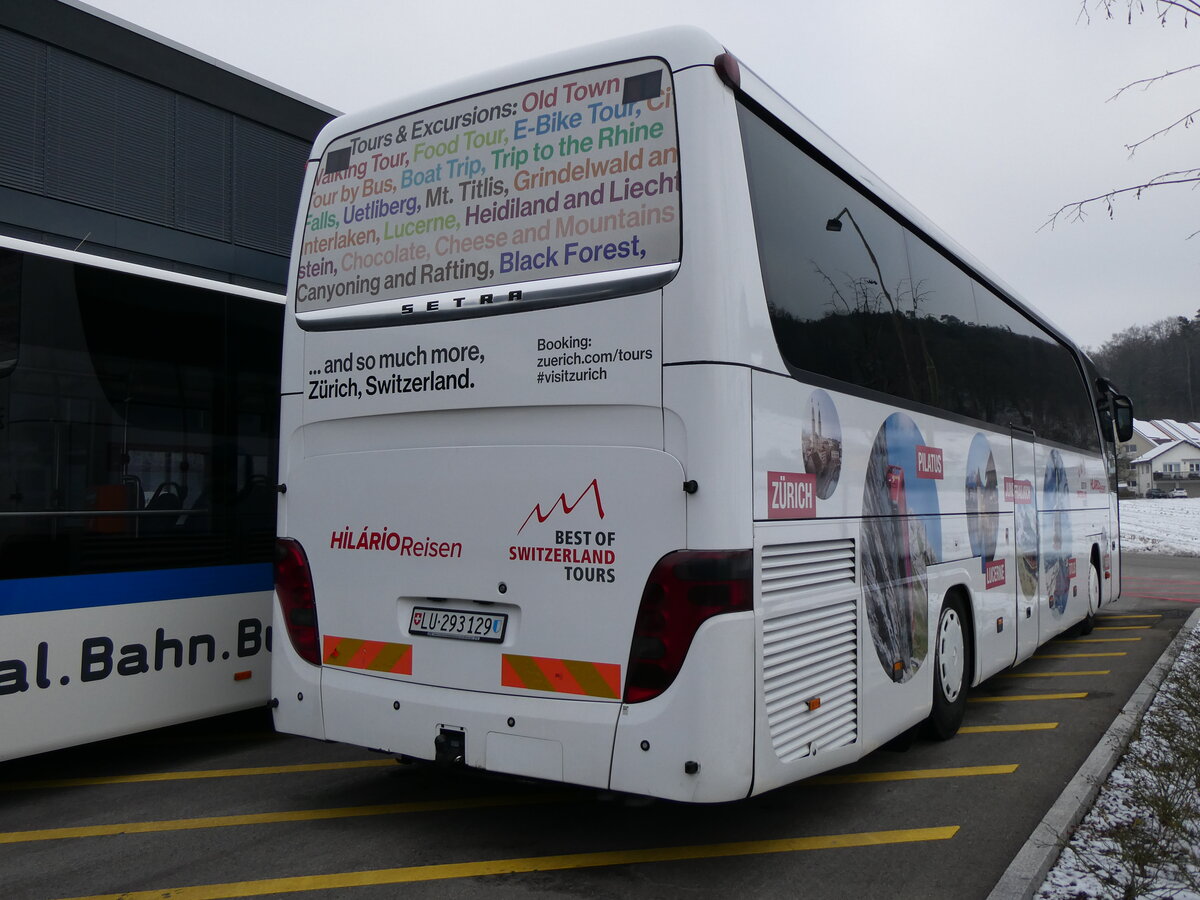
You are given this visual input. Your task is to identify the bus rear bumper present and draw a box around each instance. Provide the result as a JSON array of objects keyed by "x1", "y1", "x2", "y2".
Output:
[
  {"x1": 610, "y1": 614, "x2": 755, "y2": 802},
  {"x1": 320, "y1": 666, "x2": 621, "y2": 790}
]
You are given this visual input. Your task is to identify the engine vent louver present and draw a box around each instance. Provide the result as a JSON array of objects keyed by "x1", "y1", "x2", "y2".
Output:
[{"x1": 761, "y1": 539, "x2": 858, "y2": 763}]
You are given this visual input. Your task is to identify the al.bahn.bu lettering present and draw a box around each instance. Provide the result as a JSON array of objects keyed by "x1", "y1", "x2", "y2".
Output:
[{"x1": 0, "y1": 619, "x2": 269, "y2": 695}]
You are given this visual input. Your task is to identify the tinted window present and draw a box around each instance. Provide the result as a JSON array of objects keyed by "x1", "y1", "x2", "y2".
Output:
[
  {"x1": 738, "y1": 107, "x2": 927, "y2": 401},
  {"x1": 0, "y1": 253, "x2": 282, "y2": 578},
  {"x1": 901, "y1": 233, "x2": 982, "y2": 417},
  {"x1": 738, "y1": 103, "x2": 1099, "y2": 450},
  {"x1": 970, "y1": 284, "x2": 1098, "y2": 449}
]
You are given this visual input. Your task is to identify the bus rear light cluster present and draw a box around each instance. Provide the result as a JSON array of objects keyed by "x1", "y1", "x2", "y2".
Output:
[
  {"x1": 623, "y1": 549, "x2": 753, "y2": 703},
  {"x1": 274, "y1": 538, "x2": 321, "y2": 666}
]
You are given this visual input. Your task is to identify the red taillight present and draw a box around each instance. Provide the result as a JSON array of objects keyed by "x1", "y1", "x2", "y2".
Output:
[
  {"x1": 623, "y1": 549, "x2": 753, "y2": 704},
  {"x1": 274, "y1": 537, "x2": 320, "y2": 666}
]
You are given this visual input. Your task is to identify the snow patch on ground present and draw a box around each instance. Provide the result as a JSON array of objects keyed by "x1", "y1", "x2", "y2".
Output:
[
  {"x1": 1037, "y1": 627, "x2": 1200, "y2": 900},
  {"x1": 1119, "y1": 498, "x2": 1200, "y2": 557},
  {"x1": 1036, "y1": 499, "x2": 1200, "y2": 898}
]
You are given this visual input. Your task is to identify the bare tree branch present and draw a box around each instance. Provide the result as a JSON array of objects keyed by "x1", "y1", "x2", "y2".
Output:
[
  {"x1": 1080, "y1": 0, "x2": 1200, "y2": 24},
  {"x1": 1062, "y1": 1, "x2": 1200, "y2": 234},
  {"x1": 1155, "y1": 0, "x2": 1200, "y2": 22},
  {"x1": 1110, "y1": 63, "x2": 1200, "y2": 100},
  {"x1": 1125, "y1": 106, "x2": 1200, "y2": 154},
  {"x1": 1040, "y1": 169, "x2": 1200, "y2": 231}
]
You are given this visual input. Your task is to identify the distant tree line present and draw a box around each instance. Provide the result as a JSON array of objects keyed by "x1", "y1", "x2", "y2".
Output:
[{"x1": 1092, "y1": 313, "x2": 1200, "y2": 420}]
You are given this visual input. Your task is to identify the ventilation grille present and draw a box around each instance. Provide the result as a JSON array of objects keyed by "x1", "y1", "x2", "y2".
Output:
[{"x1": 762, "y1": 539, "x2": 858, "y2": 763}]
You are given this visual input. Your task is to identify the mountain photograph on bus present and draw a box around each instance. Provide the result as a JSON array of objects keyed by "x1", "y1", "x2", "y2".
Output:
[{"x1": 861, "y1": 412, "x2": 941, "y2": 683}]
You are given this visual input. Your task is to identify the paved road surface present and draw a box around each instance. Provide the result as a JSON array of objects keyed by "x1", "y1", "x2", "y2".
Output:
[{"x1": 0, "y1": 552, "x2": 1193, "y2": 900}]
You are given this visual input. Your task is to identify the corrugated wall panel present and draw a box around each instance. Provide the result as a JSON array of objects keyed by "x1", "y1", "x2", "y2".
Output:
[
  {"x1": 3, "y1": 25, "x2": 309, "y2": 260},
  {"x1": 44, "y1": 49, "x2": 119, "y2": 213},
  {"x1": 234, "y1": 119, "x2": 306, "y2": 255},
  {"x1": 175, "y1": 97, "x2": 231, "y2": 241},
  {"x1": 0, "y1": 29, "x2": 45, "y2": 193},
  {"x1": 113, "y1": 74, "x2": 173, "y2": 225}
]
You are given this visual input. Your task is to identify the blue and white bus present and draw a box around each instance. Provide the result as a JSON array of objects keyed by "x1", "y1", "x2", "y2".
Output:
[
  {"x1": 0, "y1": 236, "x2": 281, "y2": 760},
  {"x1": 271, "y1": 27, "x2": 1133, "y2": 801}
]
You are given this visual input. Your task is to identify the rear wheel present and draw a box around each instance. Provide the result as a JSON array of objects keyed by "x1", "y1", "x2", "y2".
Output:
[
  {"x1": 925, "y1": 594, "x2": 969, "y2": 741},
  {"x1": 1078, "y1": 556, "x2": 1101, "y2": 636}
]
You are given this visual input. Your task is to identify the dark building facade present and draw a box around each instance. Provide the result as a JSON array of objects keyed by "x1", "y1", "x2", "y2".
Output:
[{"x1": 0, "y1": 1, "x2": 336, "y2": 289}]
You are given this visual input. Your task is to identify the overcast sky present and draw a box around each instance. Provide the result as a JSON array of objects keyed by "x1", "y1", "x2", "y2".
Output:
[{"x1": 78, "y1": 0, "x2": 1200, "y2": 352}]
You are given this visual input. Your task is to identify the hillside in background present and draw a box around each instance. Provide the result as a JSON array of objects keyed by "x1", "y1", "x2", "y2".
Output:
[{"x1": 1092, "y1": 315, "x2": 1200, "y2": 420}]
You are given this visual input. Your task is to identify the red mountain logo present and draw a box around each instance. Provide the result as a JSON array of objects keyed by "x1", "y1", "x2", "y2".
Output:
[{"x1": 518, "y1": 479, "x2": 606, "y2": 534}]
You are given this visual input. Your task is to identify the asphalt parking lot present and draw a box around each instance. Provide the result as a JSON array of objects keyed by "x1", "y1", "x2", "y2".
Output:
[{"x1": 0, "y1": 552, "x2": 1193, "y2": 900}]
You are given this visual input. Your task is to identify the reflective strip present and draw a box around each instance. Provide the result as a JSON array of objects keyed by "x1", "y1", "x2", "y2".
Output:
[
  {"x1": 501, "y1": 654, "x2": 620, "y2": 698},
  {"x1": 323, "y1": 635, "x2": 412, "y2": 674}
]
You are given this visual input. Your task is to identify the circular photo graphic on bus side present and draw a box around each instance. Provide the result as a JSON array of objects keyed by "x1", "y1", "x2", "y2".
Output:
[
  {"x1": 1043, "y1": 449, "x2": 1073, "y2": 616},
  {"x1": 802, "y1": 389, "x2": 842, "y2": 499},
  {"x1": 861, "y1": 413, "x2": 943, "y2": 684},
  {"x1": 966, "y1": 433, "x2": 999, "y2": 568}
]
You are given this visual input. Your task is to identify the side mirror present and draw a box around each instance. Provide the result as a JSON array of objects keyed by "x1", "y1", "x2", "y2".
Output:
[{"x1": 1112, "y1": 394, "x2": 1133, "y2": 443}]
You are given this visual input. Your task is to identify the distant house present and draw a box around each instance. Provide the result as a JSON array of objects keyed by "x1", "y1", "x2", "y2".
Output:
[
  {"x1": 1116, "y1": 420, "x2": 1200, "y2": 496},
  {"x1": 1124, "y1": 420, "x2": 1169, "y2": 462},
  {"x1": 1147, "y1": 420, "x2": 1200, "y2": 443},
  {"x1": 1130, "y1": 439, "x2": 1200, "y2": 497}
]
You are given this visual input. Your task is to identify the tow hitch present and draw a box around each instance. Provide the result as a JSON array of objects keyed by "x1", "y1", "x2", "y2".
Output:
[{"x1": 434, "y1": 727, "x2": 465, "y2": 766}]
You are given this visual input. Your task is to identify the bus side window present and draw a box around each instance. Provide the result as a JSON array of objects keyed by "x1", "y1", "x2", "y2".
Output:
[
  {"x1": 970, "y1": 284, "x2": 1099, "y2": 451},
  {"x1": 739, "y1": 102, "x2": 1101, "y2": 455},
  {"x1": 737, "y1": 106, "x2": 921, "y2": 402},
  {"x1": 901, "y1": 233, "x2": 983, "y2": 419}
]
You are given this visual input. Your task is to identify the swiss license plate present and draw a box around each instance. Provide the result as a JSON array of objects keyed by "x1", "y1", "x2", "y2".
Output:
[{"x1": 409, "y1": 607, "x2": 507, "y2": 643}]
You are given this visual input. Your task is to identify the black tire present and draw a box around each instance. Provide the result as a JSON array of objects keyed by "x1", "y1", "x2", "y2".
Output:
[
  {"x1": 1078, "y1": 555, "x2": 1101, "y2": 636},
  {"x1": 924, "y1": 593, "x2": 969, "y2": 741}
]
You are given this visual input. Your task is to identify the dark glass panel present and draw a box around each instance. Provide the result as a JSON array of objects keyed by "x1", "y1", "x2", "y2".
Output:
[{"x1": 0, "y1": 252, "x2": 281, "y2": 579}]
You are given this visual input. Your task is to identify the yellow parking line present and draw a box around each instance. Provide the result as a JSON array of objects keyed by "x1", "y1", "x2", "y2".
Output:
[
  {"x1": 1095, "y1": 626, "x2": 1151, "y2": 631},
  {"x1": 59, "y1": 826, "x2": 961, "y2": 900},
  {"x1": 0, "y1": 794, "x2": 571, "y2": 845},
  {"x1": 1054, "y1": 637, "x2": 1140, "y2": 644},
  {"x1": 0, "y1": 759, "x2": 396, "y2": 792},
  {"x1": 1002, "y1": 670, "x2": 1109, "y2": 678},
  {"x1": 1096, "y1": 614, "x2": 1160, "y2": 620},
  {"x1": 970, "y1": 693, "x2": 1088, "y2": 703},
  {"x1": 959, "y1": 723, "x2": 1057, "y2": 734},
  {"x1": 809, "y1": 764, "x2": 1016, "y2": 784},
  {"x1": 1035, "y1": 652, "x2": 1126, "y2": 659}
]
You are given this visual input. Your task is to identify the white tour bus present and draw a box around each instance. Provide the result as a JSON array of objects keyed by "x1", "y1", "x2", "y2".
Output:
[
  {"x1": 272, "y1": 28, "x2": 1134, "y2": 802},
  {"x1": 0, "y1": 236, "x2": 281, "y2": 761}
]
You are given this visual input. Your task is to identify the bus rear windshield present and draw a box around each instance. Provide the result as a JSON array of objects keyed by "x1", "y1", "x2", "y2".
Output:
[{"x1": 296, "y1": 58, "x2": 681, "y2": 315}]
